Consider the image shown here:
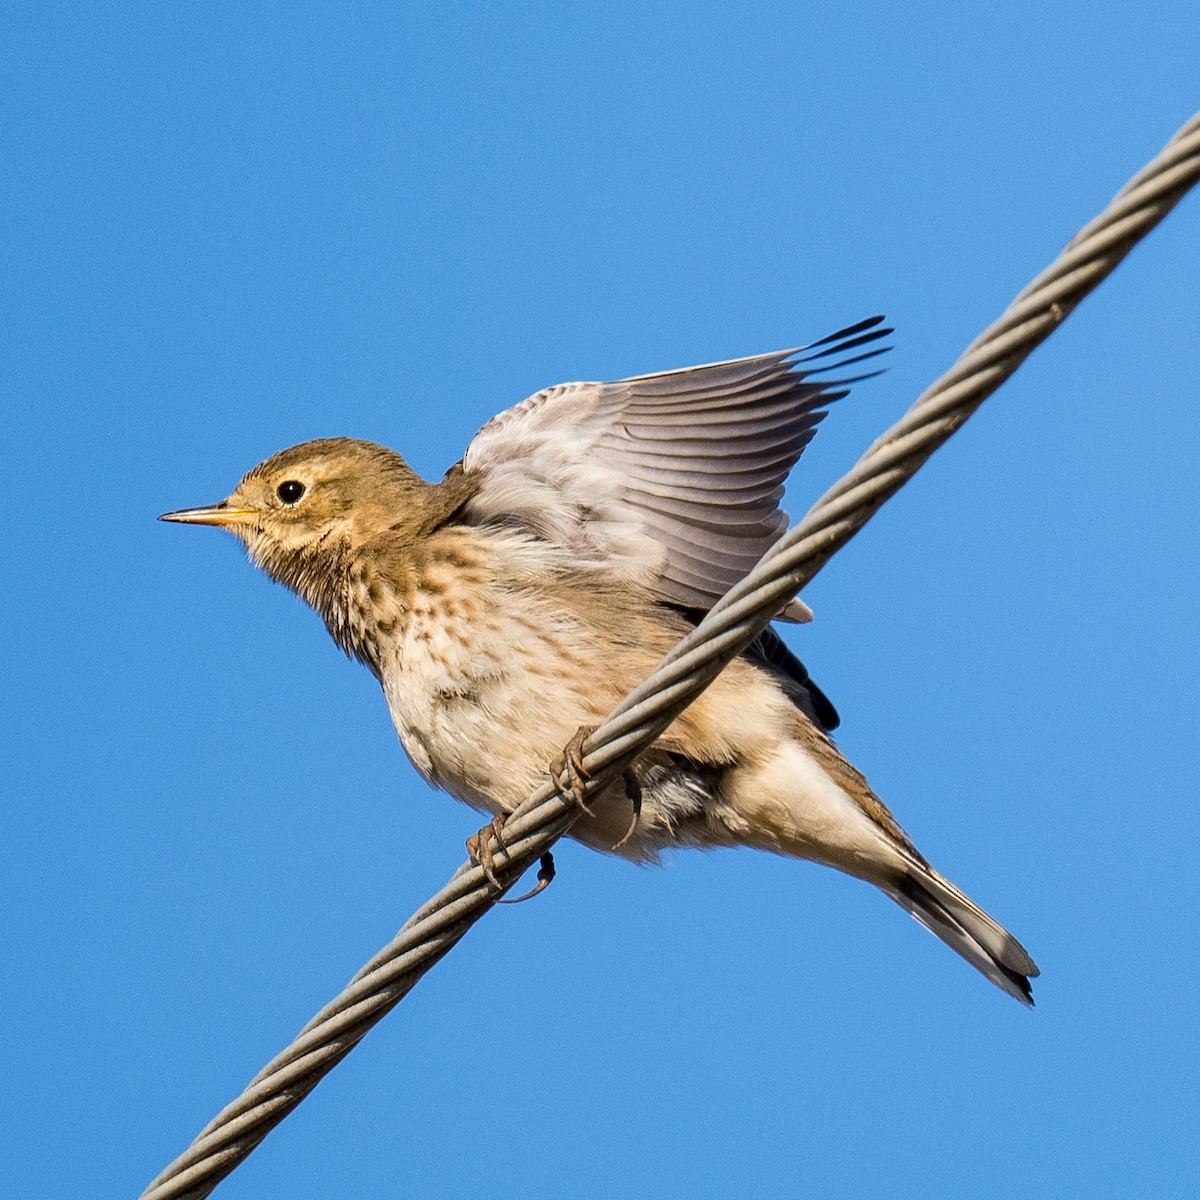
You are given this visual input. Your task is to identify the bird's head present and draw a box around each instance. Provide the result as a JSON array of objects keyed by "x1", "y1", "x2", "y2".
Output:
[{"x1": 160, "y1": 437, "x2": 448, "y2": 597}]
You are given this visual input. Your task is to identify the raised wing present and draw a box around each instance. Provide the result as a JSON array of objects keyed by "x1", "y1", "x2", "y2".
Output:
[{"x1": 459, "y1": 316, "x2": 890, "y2": 621}]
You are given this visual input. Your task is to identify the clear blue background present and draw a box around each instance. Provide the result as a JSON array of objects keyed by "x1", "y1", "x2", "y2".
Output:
[{"x1": 3, "y1": 5, "x2": 1198, "y2": 1197}]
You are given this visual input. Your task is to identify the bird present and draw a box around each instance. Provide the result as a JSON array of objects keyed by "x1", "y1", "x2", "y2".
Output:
[{"x1": 161, "y1": 315, "x2": 1038, "y2": 1004}]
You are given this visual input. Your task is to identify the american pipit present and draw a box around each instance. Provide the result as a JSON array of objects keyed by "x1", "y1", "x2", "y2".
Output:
[{"x1": 162, "y1": 316, "x2": 1038, "y2": 1003}]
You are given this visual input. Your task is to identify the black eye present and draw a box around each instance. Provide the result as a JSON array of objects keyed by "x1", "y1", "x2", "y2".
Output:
[{"x1": 276, "y1": 480, "x2": 306, "y2": 505}]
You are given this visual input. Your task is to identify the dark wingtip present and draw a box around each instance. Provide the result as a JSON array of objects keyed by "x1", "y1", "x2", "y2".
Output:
[
  {"x1": 808, "y1": 314, "x2": 889, "y2": 347},
  {"x1": 789, "y1": 316, "x2": 893, "y2": 385}
]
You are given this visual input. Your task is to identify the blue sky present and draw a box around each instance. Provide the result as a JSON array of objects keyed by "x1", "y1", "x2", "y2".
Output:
[{"x1": 3, "y1": 5, "x2": 1198, "y2": 1198}]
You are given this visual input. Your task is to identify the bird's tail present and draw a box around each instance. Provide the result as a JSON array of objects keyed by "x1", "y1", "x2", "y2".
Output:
[
  {"x1": 881, "y1": 856, "x2": 1039, "y2": 1005},
  {"x1": 716, "y1": 726, "x2": 1038, "y2": 1003}
]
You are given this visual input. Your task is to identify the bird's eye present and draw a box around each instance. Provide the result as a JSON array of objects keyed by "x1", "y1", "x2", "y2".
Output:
[{"x1": 276, "y1": 480, "x2": 306, "y2": 505}]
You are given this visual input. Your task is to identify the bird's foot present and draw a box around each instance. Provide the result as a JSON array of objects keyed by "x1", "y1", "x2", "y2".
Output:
[
  {"x1": 467, "y1": 816, "x2": 557, "y2": 903},
  {"x1": 466, "y1": 813, "x2": 511, "y2": 892},
  {"x1": 550, "y1": 724, "x2": 643, "y2": 852},
  {"x1": 550, "y1": 724, "x2": 599, "y2": 815}
]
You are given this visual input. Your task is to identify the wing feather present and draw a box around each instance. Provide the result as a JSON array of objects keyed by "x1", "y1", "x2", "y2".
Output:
[{"x1": 460, "y1": 316, "x2": 890, "y2": 619}]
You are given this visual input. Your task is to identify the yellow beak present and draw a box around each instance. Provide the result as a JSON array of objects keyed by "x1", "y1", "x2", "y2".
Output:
[{"x1": 158, "y1": 502, "x2": 258, "y2": 528}]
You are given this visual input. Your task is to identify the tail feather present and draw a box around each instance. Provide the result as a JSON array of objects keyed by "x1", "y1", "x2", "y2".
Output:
[
  {"x1": 885, "y1": 860, "x2": 1039, "y2": 1005},
  {"x1": 715, "y1": 721, "x2": 1038, "y2": 1003}
]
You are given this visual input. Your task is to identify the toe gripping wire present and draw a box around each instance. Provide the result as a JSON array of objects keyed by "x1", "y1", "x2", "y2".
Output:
[
  {"x1": 468, "y1": 723, "x2": 642, "y2": 903},
  {"x1": 141, "y1": 111, "x2": 1200, "y2": 1200},
  {"x1": 462, "y1": 725, "x2": 595, "y2": 903}
]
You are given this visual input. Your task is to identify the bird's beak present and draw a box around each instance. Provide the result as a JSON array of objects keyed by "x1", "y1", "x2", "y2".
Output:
[{"x1": 158, "y1": 501, "x2": 257, "y2": 528}]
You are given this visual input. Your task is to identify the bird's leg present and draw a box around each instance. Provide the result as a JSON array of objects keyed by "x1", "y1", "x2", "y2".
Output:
[
  {"x1": 470, "y1": 722, "x2": 642, "y2": 900},
  {"x1": 470, "y1": 721, "x2": 600, "y2": 901},
  {"x1": 466, "y1": 813, "x2": 511, "y2": 892},
  {"x1": 552, "y1": 723, "x2": 643, "y2": 851},
  {"x1": 550, "y1": 724, "x2": 599, "y2": 815}
]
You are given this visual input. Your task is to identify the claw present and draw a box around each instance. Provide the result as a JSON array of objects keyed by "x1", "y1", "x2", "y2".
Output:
[
  {"x1": 550, "y1": 724, "x2": 599, "y2": 814},
  {"x1": 611, "y1": 769, "x2": 644, "y2": 852},
  {"x1": 497, "y1": 851, "x2": 557, "y2": 904},
  {"x1": 466, "y1": 813, "x2": 510, "y2": 892}
]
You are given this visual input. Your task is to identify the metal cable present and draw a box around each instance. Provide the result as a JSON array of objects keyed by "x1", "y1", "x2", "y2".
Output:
[{"x1": 141, "y1": 111, "x2": 1200, "y2": 1200}]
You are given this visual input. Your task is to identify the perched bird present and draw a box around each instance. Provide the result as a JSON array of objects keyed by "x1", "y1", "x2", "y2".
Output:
[{"x1": 161, "y1": 316, "x2": 1038, "y2": 1004}]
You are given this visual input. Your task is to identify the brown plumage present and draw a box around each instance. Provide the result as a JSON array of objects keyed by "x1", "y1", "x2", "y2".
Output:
[{"x1": 161, "y1": 317, "x2": 1038, "y2": 1004}]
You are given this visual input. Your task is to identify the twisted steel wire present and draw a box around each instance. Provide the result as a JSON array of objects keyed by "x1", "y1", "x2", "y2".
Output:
[{"x1": 142, "y1": 110, "x2": 1200, "y2": 1200}]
